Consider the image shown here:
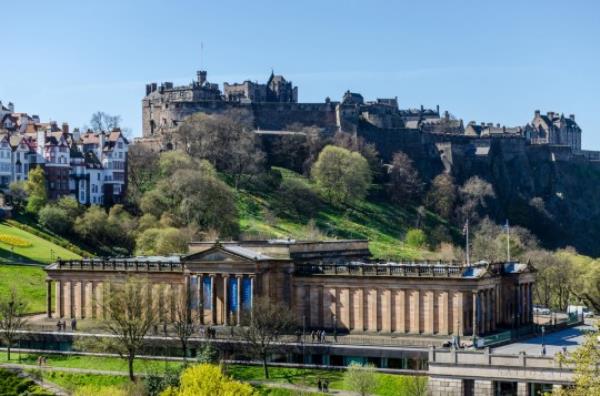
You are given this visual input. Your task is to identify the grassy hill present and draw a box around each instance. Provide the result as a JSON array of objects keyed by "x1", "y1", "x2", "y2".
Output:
[
  {"x1": 0, "y1": 264, "x2": 49, "y2": 313},
  {"x1": 238, "y1": 168, "x2": 456, "y2": 260}
]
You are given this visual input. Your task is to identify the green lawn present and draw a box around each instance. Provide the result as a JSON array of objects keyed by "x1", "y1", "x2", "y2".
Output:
[
  {"x1": 0, "y1": 265, "x2": 49, "y2": 313},
  {"x1": 0, "y1": 368, "x2": 52, "y2": 395},
  {"x1": 0, "y1": 222, "x2": 81, "y2": 264},
  {"x1": 239, "y1": 167, "x2": 455, "y2": 260},
  {"x1": 2, "y1": 353, "x2": 422, "y2": 395}
]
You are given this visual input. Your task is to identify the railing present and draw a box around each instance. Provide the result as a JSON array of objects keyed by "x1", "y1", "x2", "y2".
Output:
[
  {"x1": 55, "y1": 259, "x2": 184, "y2": 273},
  {"x1": 295, "y1": 262, "x2": 467, "y2": 277}
]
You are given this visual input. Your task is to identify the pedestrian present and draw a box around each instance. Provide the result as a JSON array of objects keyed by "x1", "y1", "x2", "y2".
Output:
[
  {"x1": 153, "y1": 324, "x2": 158, "y2": 335},
  {"x1": 71, "y1": 317, "x2": 77, "y2": 331},
  {"x1": 317, "y1": 378, "x2": 322, "y2": 392},
  {"x1": 324, "y1": 379, "x2": 329, "y2": 392},
  {"x1": 56, "y1": 320, "x2": 61, "y2": 332},
  {"x1": 311, "y1": 330, "x2": 315, "y2": 342},
  {"x1": 37, "y1": 356, "x2": 42, "y2": 366},
  {"x1": 163, "y1": 322, "x2": 168, "y2": 336}
]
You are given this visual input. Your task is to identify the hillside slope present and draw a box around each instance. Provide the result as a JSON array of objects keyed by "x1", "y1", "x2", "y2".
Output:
[{"x1": 238, "y1": 168, "x2": 456, "y2": 260}]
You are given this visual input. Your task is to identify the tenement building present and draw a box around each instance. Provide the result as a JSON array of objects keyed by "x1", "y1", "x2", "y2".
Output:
[{"x1": 44, "y1": 240, "x2": 535, "y2": 337}]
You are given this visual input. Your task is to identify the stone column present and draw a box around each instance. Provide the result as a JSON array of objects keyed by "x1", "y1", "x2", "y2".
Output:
[
  {"x1": 381, "y1": 289, "x2": 391, "y2": 333},
  {"x1": 517, "y1": 382, "x2": 528, "y2": 396},
  {"x1": 249, "y1": 275, "x2": 255, "y2": 313},
  {"x1": 223, "y1": 275, "x2": 229, "y2": 326},
  {"x1": 439, "y1": 291, "x2": 449, "y2": 335},
  {"x1": 46, "y1": 280, "x2": 52, "y2": 318},
  {"x1": 185, "y1": 276, "x2": 192, "y2": 324},
  {"x1": 197, "y1": 275, "x2": 204, "y2": 325},
  {"x1": 236, "y1": 275, "x2": 242, "y2": 326},
  {"x1": 474, "y1": 380, "x2": 494, "y2": 396},
  {"x1": 367, "y1": 288, "x2": 378, "y2": 332},
  {"x1": 410, "y1": 289, "x2": 420, "y2": 334},
  {"x1": 55, "y1": 280, "x2": 63, "y2": 318},
  {"x1": 354, "y1": 288, "x2": 364, "y2": 331},
  {"x1": 210, "y1": 275, "x2": 216, "y2": 325},
  {"x1": 425, "y1": 291, "x2": 435, "y2": 334},
  {"x1": 394, "y1": 289, "x2": 406, "y2": 333},
  {"x1": 340, "y1": 288, "x2": 350, "y2": 330},
  {"x1": 472, "y1": 291, "x2": 478, "y2": 338},
  {"x1": 453, "y1": 291, "x2": 463, "y2": 336}
]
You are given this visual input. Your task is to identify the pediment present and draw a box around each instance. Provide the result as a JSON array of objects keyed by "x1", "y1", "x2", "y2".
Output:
[{"x1": 184, "y1": 246, "x2": 254, "y2": 263}]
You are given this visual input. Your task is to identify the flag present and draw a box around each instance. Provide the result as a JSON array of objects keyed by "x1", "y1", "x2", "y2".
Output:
[
  {"x1": 462, "y1": 220, "x2": 469, "y2": 235},
  {"x1": 503, "y1": 219, "x2": 510, "y2": 232}
]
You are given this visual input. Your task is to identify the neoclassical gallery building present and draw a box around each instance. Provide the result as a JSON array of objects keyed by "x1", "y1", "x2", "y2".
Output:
[{"x1": 44, "y1": 239, "x2": 535, "y2": 337}]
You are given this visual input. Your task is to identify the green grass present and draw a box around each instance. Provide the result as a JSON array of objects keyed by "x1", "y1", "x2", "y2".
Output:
[
  {"x1": 0, "y1": 265, "x2": 50, "y2": 313},
  {"x1": 239, "y1": 167, "x2": 455, "y2": 260},
  {"x1": 0, "y1": 222, "x2": 81, "y2": 264},
  {"x1": 41, "y1": 371, "x2": 129, "y2": 392}
]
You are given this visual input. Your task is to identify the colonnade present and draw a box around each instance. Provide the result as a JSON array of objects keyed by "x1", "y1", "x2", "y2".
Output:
[
  {"x1": 47, "y1": 273, "x2": 255, "y2": 325},
  {"x1": 294, "y1": 285, "x2": 475, "y2": 335}
]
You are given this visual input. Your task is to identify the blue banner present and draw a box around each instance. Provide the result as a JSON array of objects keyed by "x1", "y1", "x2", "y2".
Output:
[
  {"x1": 242, "y1": 277, "x2": 252, "y2": 310},
  {"x1": 229, "y1": 277, "x2": 238, "y2": 313},
  {"x1": 202, "y1": 277, "x2": 211, "y2": 309}
]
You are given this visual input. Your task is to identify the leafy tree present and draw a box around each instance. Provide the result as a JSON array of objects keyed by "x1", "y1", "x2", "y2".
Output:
[
  {"x1": 559, "y1": 252, "x2": 600, "y2": 313},
  {"x1": 555, "y1": 331, "x2": 600, "y2": 396},
  {"x1": 127, "y1": 143, "x2": 160, "y2": 205},
  {"x1": 24, "y1": 167, "x2": 47, "y2": 214},
  {"x1": 56, "y1": 196, "x2": 84, "y2": 220},
  {"x1": 525, "y1": 250, "x2": 571, "y2": 310},
  {"x1": 405, "y1": 228, "x2": 427, "y2": 249},
  {"x1": 425, "y1": 173, "x2": 457, "y2": 219},
  {"x1": 405, "y1": 376, "x2": 429, "y2": 396},
  {"x1": 74, "y1": 206, "x2": 109, "y2": 244},
  {"x1": 312, "y1": 145, "x2": 371, "y2": 204},
  {"x1": 8, "y1": 181, "x2": 27, "y2": 210},
  {"x1": 38, "y1": 205, "x2": 71, "y2": 234},
  {"x1": 160, "y1": 364, "x2": 256, "y2": 396},
  {"x1": 343, "y1": 363, "x2": 378, "y2": 396},
  {"x1": 0, "y1": 288, "x2": 28, "y2": 360},
  {"x1": 387, "y1": 151, "x2": 423, "y2": 203},
  {"x1": 156, "y1": 228, "x2": 189, "y2": 255},
  {"x1": 241, "y1": 297, "x2": 296, "y2": 379},
  {"x1": 333, "y1": 131, "x2": 381, "y2": 176},
  {"x1": 196, "y1": 344, "x2": 220, "y2": 364},
  {"x1": 99, "y1": 277, "x2": 158, "y2": 381}
]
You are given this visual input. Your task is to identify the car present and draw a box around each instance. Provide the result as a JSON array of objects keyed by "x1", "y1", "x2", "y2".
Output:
[
  {"x1": 567, "y1": 305, "x2": 594, "y2": 318},
  {"x1": 533, "y1": 305, "x2": 551, "y2": 315}
]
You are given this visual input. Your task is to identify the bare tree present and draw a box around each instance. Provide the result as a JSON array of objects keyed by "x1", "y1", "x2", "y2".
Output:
[
  {"x1": 172, "y1": 286, "x2": 194, "y2": 361},
  {"x1": 0, "y1": 288, "x2": 28, "y2": 360},
  {"x1": 387, "y1": 151, "x2": 424, "y2": 204},
  {"x1": 90, "y1": 111, "x2": 121, "y2": 132},
  {"x1": 101, "y1": 277, "x2": 158, "y2": 381},
  {"x1": 344, "y1": 363, "x2": 378, "y2": 396},
  {"x1": 241, "y1": 297, "x2": 296, "y2": 379}
]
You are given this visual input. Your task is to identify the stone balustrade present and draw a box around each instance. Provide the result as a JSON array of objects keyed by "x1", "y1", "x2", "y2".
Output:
[
  {"x1": 295, "y1": 261, "x2": 466, "y2": 277},
  {"x1": 54, "y1": 259, "x2": 184, "y2": 273}
]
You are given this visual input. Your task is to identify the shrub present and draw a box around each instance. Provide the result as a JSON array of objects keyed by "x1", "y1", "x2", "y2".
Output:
[
  {"x1": 405, "y1": 229, "x2": 427, "y2": 248},
  {"x1": 38, "y1": 205, "x2": 72, "y2": 234},
  {"x1": 272, "y1": 178, "x2": 320, "y2": 220}
]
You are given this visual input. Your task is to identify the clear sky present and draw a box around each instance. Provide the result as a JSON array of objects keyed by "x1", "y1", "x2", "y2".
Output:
[{"x1": 2, "y1": 0, "x2": 599, "y2": 149}]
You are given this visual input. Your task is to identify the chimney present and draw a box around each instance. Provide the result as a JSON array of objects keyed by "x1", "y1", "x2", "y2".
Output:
[
  {"x1": 547, "y1": 111, "x2": 555, "y2": 119},
  {"x1": 151, "y1": 83, "x2": 157, "y2": 92},
  {"x1": 145, "y1": 84, "x2": 152, "y2": 96},
  {"x1": 436, "y1": 104, "x2": 440, "y2": 114},
  {"x1": 569, "y1": 114, "x2": 575, "y2": 121},
  {"x1": 197, "y1": 70, "x2": 207, "y2": 85},
  {"x1": 444, "y1": 110, "x2": 449, "y2": 120},
  {"x1": 8, "y1": 102, "x2": 14, "y2": 112},
  {"x1": 61, "y1": 122, "x2": 69, "y2": 135},
  {"x1": 534, "y1": 110, "x2": 540, "y2": 117},
  {"x1": 36, "y1": 130, "x2": 45, "y2": 156}
]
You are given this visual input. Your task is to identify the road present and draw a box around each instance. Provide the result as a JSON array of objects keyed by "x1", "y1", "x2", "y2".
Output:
[{"x1": 493, "y1": 324, "x2": 596, "y2": 356}]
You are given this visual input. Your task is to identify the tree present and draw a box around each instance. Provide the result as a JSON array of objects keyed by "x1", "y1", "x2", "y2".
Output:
[
  {"x1": 160, "y1": 364, "x2": 256, "y2": 396},
  {"x1": 555, "y1": 331, "x2": 600, "y2": 396},
  {"x1": 171, "y1": 288, "x2": 194, "y2": 361},
  {"x1": 387, "y1": 151, "x2": 423, "y2": 203},
  {"x1": 405, "y1": 376, "x2": 429, "y2": 396},
  {"x1": 90, "y1": 111, "x2": 121, "y2": 132},
  {"x1": 333, "y1": 131, "x2": 381, "y2": 176},
  {"x1": 8, "y1": 181, "x2": 27, "y2": 210},
  {"x1": 271, "y1": 178, "x2": 320, "y2": 220},
  {"x1": 405, "y1": 228, "x2": 427, "y2": 249},
  {"x1": 127, "y1": 143, "x2": 160, "y2": 205},
  {"x1": 100, "y1": 277, "x2": 158, "y2": 381},
  {"x1": 311, "y1": 145, "x2": 371, "y2": 204},
  {"x1": 525, "y1": 250, "x2": 571, "y2": 310},
  {"x1": 425, "y1": 173, "x2": 457, "y2": 219},
  {"x1": 560, "y1": 252, "x2": 600, "y2": 314},
  {"x1": 457, "y1": 176, "x2": 495, "y2": 224},
  {"x1": 24, "y1": 167, "x2": 47, "y2": 214},
  {"x1": 0, "y1": 288, "x2": 28, "y2": 360},
  {"x1": 343, "y1": 363, "x2": 378, "y2": 396},
  {"x1": 173, "y1": 111, "x2": 264, "y2": 188},
  {"x1": 38, "y1": 205, "x2": 71, "y2": 234},
  {"x1": 241, "y1": 297, "x2": 296, "y2": 379}
]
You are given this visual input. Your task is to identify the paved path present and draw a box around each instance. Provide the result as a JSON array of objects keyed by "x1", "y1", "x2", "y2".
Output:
[{"x1": 493, "y1": 324, "x2": 596, "y2": 355}]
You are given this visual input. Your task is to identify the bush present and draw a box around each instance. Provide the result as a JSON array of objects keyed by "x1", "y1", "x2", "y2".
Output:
[
  {"x1": 38, "y1": 205, "x2": 72, "y2": 234},
  {"x1": 405, "y1": 229, "x2": 427, "y2": 248},
  {"x1": 272, "y1": 178, "x2": 320, "y2": 220}
]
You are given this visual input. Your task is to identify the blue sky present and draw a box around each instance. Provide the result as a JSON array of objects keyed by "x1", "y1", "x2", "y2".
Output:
[{"x1": 2, "y1": 0, "x2": 599, "y2": 149}]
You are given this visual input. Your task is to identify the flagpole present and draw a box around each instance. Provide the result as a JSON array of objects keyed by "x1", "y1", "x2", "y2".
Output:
[
  {"x1": 465, "y1": 219, "x2": 470, "y2": 266},
  {"x1": 506, "y1": 220, "x2": 511, "y2": 262}
]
